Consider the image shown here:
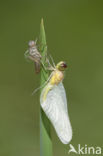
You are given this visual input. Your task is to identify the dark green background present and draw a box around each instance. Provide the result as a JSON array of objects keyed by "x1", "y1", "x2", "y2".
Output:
[{"x1": 0, "y1": 0, "x2": 103, "y2": 156}]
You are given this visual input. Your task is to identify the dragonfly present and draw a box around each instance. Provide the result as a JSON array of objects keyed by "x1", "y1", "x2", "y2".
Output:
[
  {"x1": 25, "y1": 40, "x2": 54, "y2": 74},
  {"x1": 40, "y1": 61, "x2": 72, "y2": 144},
  {"x1": 25, "y1": 40, "x2": 42, "y2": 73}
]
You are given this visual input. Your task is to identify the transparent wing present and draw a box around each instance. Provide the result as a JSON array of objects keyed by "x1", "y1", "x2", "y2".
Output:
[{"x1": 40, "y1": 82, "x2": 72, "y2": 144}]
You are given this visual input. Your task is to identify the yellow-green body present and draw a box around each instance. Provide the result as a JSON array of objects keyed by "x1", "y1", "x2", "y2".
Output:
[{"x1": 42, "y1": 61, "x2": 67, "y2": 101}]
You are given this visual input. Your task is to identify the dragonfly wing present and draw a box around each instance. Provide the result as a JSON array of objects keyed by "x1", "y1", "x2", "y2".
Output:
[{"x1": 40, "y1": 82, "x2": 72, "y2": 144}]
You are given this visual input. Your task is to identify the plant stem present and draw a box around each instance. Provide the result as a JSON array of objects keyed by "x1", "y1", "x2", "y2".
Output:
[{"x1": 39, "y1": 19, "x2": 52, "y2": 156}]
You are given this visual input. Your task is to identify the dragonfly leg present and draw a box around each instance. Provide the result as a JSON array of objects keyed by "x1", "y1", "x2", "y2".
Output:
[
  {"x1": 41, "y1": 60, "x2": 54, "y2": 72},
  {"x1": 48, "y1": 53, "x2": 56, "y2": 68},
  {"x1": 24, "y1": 50, "x2": 29, "y2": 58},
  {"x1": 32, "y1": 72, "x2": 53, "y2": 95}
]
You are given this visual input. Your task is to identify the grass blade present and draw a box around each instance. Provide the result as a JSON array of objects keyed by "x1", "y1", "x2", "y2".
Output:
[{"x1": 39, "y1": 19, "x2": 52, "y2": 156}]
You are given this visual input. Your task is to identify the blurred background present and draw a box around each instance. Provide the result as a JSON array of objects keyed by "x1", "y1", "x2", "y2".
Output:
[{"x1": 0, "y1": 0, "x2": 103, "y2": 156}]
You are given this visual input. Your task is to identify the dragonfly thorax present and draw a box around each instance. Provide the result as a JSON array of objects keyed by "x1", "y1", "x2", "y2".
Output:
[{"x1": 50, "y1": 70, "x2": 64, "y2": 85}]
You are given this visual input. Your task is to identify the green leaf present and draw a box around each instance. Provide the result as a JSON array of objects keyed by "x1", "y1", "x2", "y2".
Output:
[{"x1": 39, "y1": 18, "x2": 52, "y2": 156}]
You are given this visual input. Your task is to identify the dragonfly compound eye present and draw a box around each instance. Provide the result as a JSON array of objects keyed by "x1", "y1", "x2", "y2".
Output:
[{"x1": 62, "y1": 62, "x2": 67, "y2": 68}]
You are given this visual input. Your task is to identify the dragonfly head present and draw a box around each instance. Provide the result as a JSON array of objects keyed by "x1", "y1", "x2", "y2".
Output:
[
  {"x1": 56, "y1": 61, "x2": 67, "y2": 71},
  {"x1": 28, "y1": 40, "x2": 36, "y2": 47}
]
